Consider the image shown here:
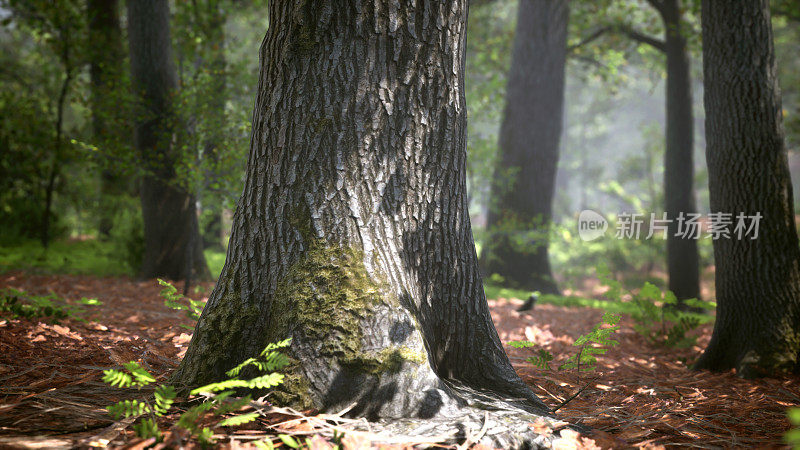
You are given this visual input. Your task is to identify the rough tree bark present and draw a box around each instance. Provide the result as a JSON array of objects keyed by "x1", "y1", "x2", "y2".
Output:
[
  {"x1": 128, "y1": 0, "x2": 210, "y2": 280},
  {"x1": 694, "y1": 0, "x2": 800, "y2": 376},
  {"x1": 480, "y1": 0, "x2": 568, "y2": 296},
  {"x1": 660, "y1": 0, "x2": 700, "y2": 302},
  {"x1": 173, "y1": 2, "x2": 571, "y2": 447},
  {"x1": 87, "y1": 0, "x2": 125, "y2": 238}
]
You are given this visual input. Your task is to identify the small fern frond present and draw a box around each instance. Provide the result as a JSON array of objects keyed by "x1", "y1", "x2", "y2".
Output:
[
  {"x1": 507, "y1": 340, "x2": 536, "y2": 348},
  {"x1": 154, "y1": 385, "x2": 176, "y2": 415},
  {"x1": 218, "y1": 412, "x2": 260, "y2": 427},
  {"x1": 190, "y1": 379, "x2": 250, "y2": 396},
  {"x1": 107, "y1": 399, "x2": 151, "y2": 419},
  {"x1": 246, "y1": 372, "x2": 284, "y2": 389},
  {"x1": 133, "y1": 418, "x2": 161, "y2": 440},
  {"x1": 102, "y1": 369, "x2": 134, "y2": 388},
  {"x1": 123, "y1": 362, "x2": 156, "y2": 386}
]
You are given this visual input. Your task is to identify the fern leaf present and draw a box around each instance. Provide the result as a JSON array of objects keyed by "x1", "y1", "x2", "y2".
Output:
[
  {"x1": 190, "y1": 379, "x2": 250, "y2": 395},
  {"x1": 133, "y1": 418, "x2": 161, "y2": 440},
  {"x1": 214, "y1": 395, "x2": 252, "y2": 415},
  {"x1": 254, "y1": 439, "x2": 276, "y2": 450},
  {"x1": 107, "y1": 399, "x2": 151, "y2": 419},
  {"x1": 279, "y1": 434, "x2": 300, "y2": 449},
  {"x1": 218, "y1": 412, "x2": 260, "y2": 427},
  {"x1": 198, "y1": 427, "x2": 214, "y2": 444},
  {"x1": 225, "y1": 357, "x2": 258, "y2": 377},
  {"x1": 507, "y1": 340, "x2": 536, "y2": 348},
  {"x1": 123, "y1": 362, "x2": 156, "y2": 386},
  {"x1": 154, "y1": 385, "x2": 176, "y2": 415},
  {"x1": 259, "y1": 338, "x2": 292, "y2": 355},
  {"x1": 246, "y1": 372, "x2": 284, "y2": 389},
  {"x1": 102, "y1": 369, "x2": 134, "y2": 388}
]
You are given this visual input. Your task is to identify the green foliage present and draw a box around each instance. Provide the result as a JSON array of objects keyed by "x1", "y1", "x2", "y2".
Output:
[
  {"x1": 598, "y1": 264, "x2": 714, "y2": 347},
  {"x1": 509, "y1": 312, "x2": 620, "y2": 373},
  {"x1": 204, "y1": 248, "x2": 227, "y2": 279},
  {"x1": 225, "y1": 338, "x2": 292, "y2": 377},
  {"x1": 108, "y1": 198, "x2": 145, "y2": 273},
  {"x1": 158, "y1": 279, "x2": 205, "y2": 329},
  {"x1": 102, "y1": 339, "x2": 292, "y2": 444},
  {"x1": 786, "y1": 407, "x2": 800, "y2": 449},
  {"x1": 0, "y1": 239, "x2": 132, "y2": 277},
  {"x1": 559, "y1": 312, "x2": 621, "y2": 372},
  {"x1": 133, "y1": 418, "x2": 162, "y2": 441},
  {"x1": 0, "y1": 288, "x2": 98, "y2": 323}
]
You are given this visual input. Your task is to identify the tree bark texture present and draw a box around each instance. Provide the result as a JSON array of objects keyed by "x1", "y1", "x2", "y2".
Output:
[
  {"x1": 695, "y1": 0, "x2": 800, "y2": 376},
  {"x1": 128, "y1": 0, "x2": 210, "y2": 280},
  {"x1": 481, "y1": 0, "x2": 568, "y2": 296},
  {"x1": 173, "y1": 2, "x2": 565, "y2": 446},
  {"x1": 87, "y1": 0, "x2": 125, "y2": 238},
  {"x1": 661, "y1": 0, "x2": 700, "y2": 302}
]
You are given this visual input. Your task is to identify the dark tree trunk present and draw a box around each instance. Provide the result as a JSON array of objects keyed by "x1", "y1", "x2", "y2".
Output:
[
  {"x1": 661, "y1": 0, "x2": 700, "y2": 302},
  {"x1": 87, "y1": 0, "x2": 125, "y2": 238},
  {"x1": 480, "y1": 0, "x2": 568, "y2": 295},
  {"x1": 694, "y1": 0, "x2": 800, "y2": 376},
  {"x1": 200, "y1": 2, "x2": 227, "y2": 251},
  {"x1": 173, "y1": 2, "x2": 565, "y2": 446},
  {"x1": 127, "y1": 0, "x2": 209, "y2": 280}
]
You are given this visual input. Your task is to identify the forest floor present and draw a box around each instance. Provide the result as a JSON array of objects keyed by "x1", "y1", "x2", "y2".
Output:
[{"x1": 0, "y1": 270, "x2": 797, "y2": 449}]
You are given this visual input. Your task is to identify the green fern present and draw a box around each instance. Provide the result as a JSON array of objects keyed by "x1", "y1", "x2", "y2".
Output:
[
  {"x1": 132, "y1": 418, "x2": 161, "y2": 440},
  {"x1": 158, "y1": 279, "x2": 204, "y2": 328},
  {"x1": 785, "y1": 408, "x2": 800, "y2": 449},
  {"x1": 107, "y1": 399, "x2": 151, "y2": 419},
  {"x1": 102, "y1": 369, "x2": 134, "y2": 388},
  {"x1": 102, "y1": 339, "x2": 292, "y2": 446},
  {"x1": 507, "y1": 340, "x2": 536, "y2": 349},
  {"x1": 218, "y1": 412, "x2": 260, "y2": 427},
  {"x1": 528, "y1": 349, "x2": 555, "y2": 369},
  {"x1": 154, "y1": 385, "x2": 176, "y2": 415}
]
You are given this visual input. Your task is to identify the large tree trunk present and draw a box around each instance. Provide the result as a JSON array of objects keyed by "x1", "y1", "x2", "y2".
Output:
[
  {"x1": 661, "y1": 0, "x2": 700, "y2": 302},
  {"x1": 173, "y1": 2, "x2": 567, "y2": 446},
  {"x1": 128, "y1": 0, "x2": 209, "y2": 280},
  {"x1": 87, "y1": 0, "x2": 125, "y2": 239},
  {"x1": 480, "y1": 0, "x2": 568, "y2": 295},
  {"x1": 694, "y1": 0, "x2": 800, "y2": 376}
]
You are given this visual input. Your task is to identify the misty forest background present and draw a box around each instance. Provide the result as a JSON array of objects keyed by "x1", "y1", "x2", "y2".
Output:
[
  {"x1": 1, "y1": 0, "x2": 798, "y2": 295},
  {"x1": 1, "y1": 0, "x2": 799, "y2": 296},
  {"x1": 2, "y1": 0, "x2": 800, "y2": 447}
]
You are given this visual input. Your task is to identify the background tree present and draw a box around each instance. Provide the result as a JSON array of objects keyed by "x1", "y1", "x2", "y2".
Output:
[
  {"x1": 127, "y1": 0, "x2": 209, "y2": 280},
  {"x1": 174, "y1": 2, "x2": 561, "y2": 445},
  {"x1": 570, "y1": 0, "x2": 702, "y2": 302},
  {"x1": 87, "y1": 0, "x2": 127, "y2": 239},
  {"x1": 480, "y1": 0, "x2": 569, "y2": 295},
  {"x1": 694, "y1": 0, "x2": 800, "y2": 376}
]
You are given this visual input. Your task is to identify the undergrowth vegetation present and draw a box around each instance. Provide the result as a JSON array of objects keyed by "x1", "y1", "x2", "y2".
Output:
[
  {"x1": 0, "y1": 287, "x2": 100, "y2": 322},
  {"x1": 0, "y1": 238, "x2": 226, "y2": 278},
  {"x1": 103, "y1": 339, "x2": 295, "y2": 447}
]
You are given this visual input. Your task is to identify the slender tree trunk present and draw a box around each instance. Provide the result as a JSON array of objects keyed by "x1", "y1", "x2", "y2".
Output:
[
  {"x1": 200, "y1": 2, "x2": 227, "y2": 251},
  {"x1": 87, "y1": 0, "x2": 125, "y2": 239},
  {"x1": 480, "y1": 0, "x2": 568, "y2": 295},
  {"x1": 661, "y1": 0, "x2": 700, "y2": 302},
  {"x1": 41, "y1": 68, "x2": 72, "y2": 248},
  {"x1": 128, "y1": 0, "x2": 210, "y2": 280},
  {"x1": 173, "y1": 2, "x2": 567, "y2": 445},
  {"x1": 694, "y1": 0, "x2": 800, "y2": 376}
]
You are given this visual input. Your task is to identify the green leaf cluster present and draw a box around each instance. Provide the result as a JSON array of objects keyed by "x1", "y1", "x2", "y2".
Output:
[
  {"x1": 102, "y1": 339, "x2": 291, "y2": 445},
  {"x1": 158, "y1": 279, "x2": 206, "y2": 329},
  {"x1": 0, "y1": 288, "x2": 99, "y2": 323}
]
